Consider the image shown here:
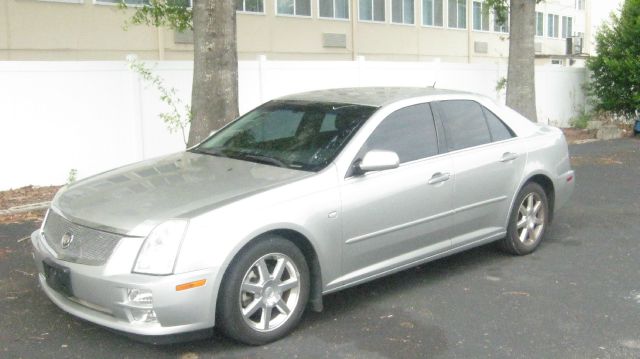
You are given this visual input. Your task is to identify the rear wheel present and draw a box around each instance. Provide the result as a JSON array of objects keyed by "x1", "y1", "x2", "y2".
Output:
[
  {"x1": 500, "y1": 182, "x2": 549, "y2": 255},
  {"x1": 217, "y1": 236, "x2": 309, "y2": 345}
]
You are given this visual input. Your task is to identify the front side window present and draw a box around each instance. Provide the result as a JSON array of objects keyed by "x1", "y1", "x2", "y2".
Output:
[
  {"x1": 422, "y1": 0, "x2": 443, "y2": 26},
  {"x1": 391, "y1": 0, "x2": 415, "y2": 24},
  {"x1": 548, "y1": 14, "x2": 559, "y2": 38},
  {"x1": 436, "y1": 100, "x2": 491, "y2": 151},
  {"x1": 359, "y1": 0, "x2": 385, "y2": 21},
  {"x1": 536, "y1": 12, "x2": 544, "y2": 36},
  {"x1": 562, "y1": 16, "x2": 573, "y2": 38},
  {"x1": 362, "y1": 104, "x2": 439, "y2": 163},
  {"x1": 237, "y1": 0, "x2": 265, "y2": 12},
  {"x1": 448, "y1": 0, "x2": 466, "y2": 29},
  {"x1": 195, "y1": 101, "x2": 377, "y2": 171},
  {"x1": 277, "y1": 0, "x2": 311, "y2": 16},
  {"x1": 320, "y1": 0, "x2": 349, "y2": 19},
  {"x1": 472, "y1": 1, "x2": 490, "y2": 31}
]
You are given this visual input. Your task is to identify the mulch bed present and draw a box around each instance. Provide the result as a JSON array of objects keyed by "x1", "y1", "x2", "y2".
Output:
[{"x1": 0, "y1": 185, "x2": 60, "y2": 225}]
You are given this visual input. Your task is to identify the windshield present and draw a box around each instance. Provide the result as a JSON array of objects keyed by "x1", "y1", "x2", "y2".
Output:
[{"x1": 193, "y1": 100, "x2": 377, "y2": 171}]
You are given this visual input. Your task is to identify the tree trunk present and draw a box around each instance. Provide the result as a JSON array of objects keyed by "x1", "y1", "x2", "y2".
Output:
[
  {"x1": 188, "y1": 0, "x2": 239, "y2": 146},
  {"x1": 506, "y1": 0, "x2": 537, "y2": 122}
]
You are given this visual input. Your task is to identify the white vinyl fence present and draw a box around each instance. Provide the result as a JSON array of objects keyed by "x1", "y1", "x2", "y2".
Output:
[{"x1": 0, "y1": 59, "x2": 587, "y2": 190}]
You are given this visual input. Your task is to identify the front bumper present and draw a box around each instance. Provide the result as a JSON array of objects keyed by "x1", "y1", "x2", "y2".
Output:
[
  {"x1": 555, "y1": 169, "x2": 575, "y2": 211},
  {"x1": 31, "y1": 230, "x2": 219, "y2": 337}
]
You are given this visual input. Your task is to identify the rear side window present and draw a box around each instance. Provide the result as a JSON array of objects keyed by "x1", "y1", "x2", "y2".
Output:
[
  {"x1": 482, "y1": 107, "x2": 515, "y2": 141},
  {"x1": 364, "y1": 103, "x2": 439, "y2": 163},
  {"x1": 437, "y1": 100, "x2": 491, "y2": 151}
]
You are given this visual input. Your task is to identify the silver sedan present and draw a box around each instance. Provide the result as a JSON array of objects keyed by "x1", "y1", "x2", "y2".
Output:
[{"x1": 31, "y1": 87, "x2": 574, "y2": 345}]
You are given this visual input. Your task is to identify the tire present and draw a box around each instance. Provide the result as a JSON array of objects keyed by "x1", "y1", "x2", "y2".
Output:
[
  {"x1": 500, "y1": 182, "x2": 549, "y2": 255},
  {"x1": 216, "y1": 236, "x2": 310, "y2": 345}
]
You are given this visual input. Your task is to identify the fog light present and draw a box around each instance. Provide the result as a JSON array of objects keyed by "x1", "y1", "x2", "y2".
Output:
[
  {"x1": 127, "y1": 288, "x2": 153, "y2": 305},
  {"x1": 130, "y1": 308, "x2": 158, "y2": 323}
]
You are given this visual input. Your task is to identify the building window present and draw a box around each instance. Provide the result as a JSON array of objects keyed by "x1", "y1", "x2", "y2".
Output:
[
  {"x1": 237, "y1": 0, "x2": 264, "y2": 12},
  {"x1": 422, "y1": 0, "x2": 443, "y2": 26},
  {"x1": 448, "y1": 0, "x2": 466, "y2": 29},
  {"x1": 320, "y1": 0, "x2": 349, "y2": 18},
  {"x1": 277, "y1": 0, "x2": 311, "y2": 16},
  {"x1": 562, "y1": 16, "x2": 573, "y2": 38},
  {"x1": 493, "y1": 11, "x2": 508, "y2": 33},
  {"x1": 547, "y1": 14, "x2": 559, "y2": 37},
  {"x1": 536, "y1": 12, "x2": 544, "y2": 36},
  {"x1": 392, "y1": 0, "x2": 414, "y2": 24},
  {"x1": 575, "y1": 0, "x2": 585, "y2": 10},
  {"x1": 472, "y1": 1, "x2": 489, "y2": 31},
  {"x1": 359, "y1": 0, "x2": 385, "y2": 22},
  {"x1": 97, "y1": 0, "x2": 149, "y2": 4}
]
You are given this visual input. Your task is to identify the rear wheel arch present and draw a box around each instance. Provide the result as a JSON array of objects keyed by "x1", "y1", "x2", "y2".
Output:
[{"x1": 524, "y1": 174, "x2": 555, "y2": 223}]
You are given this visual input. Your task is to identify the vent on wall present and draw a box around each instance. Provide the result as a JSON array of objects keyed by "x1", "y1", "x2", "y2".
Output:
[
  {"x1": 474, "y1": 41, "x2": 488, "y2": 54},
  {"x1": 322, "y1": 33, "x2": 347, "y2": 48},
  {"x1": 174, "y1": 30, "x2": 194, "y2": 44},
  {"x1": 534, "y1": 42, "x2": 542, "y2": 53}
]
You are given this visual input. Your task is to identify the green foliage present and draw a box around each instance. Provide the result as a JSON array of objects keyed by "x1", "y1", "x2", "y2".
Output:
[
  {"x1": 496, "y1": 77, "x2": 507, "y2": 93},
  {"x1": 67, "y1": 169, "x2": 78, "y2": 184},
  {"x1": 587, "y1": 0, "x2": 640, "y2": 116},
  {"x1": 570, "y1": 111, "x2": 591, "y2": 129},
  {"x1": 118, "y1": 0, "x2": 192, "y2": 31},
  {"x1": 128, "y1": 59, "x2": 192, "y2": 145}
]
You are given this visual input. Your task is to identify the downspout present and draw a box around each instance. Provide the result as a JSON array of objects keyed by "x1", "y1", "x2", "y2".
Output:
[
  {"x1": 467, "y1": 0, "x2": 472, "y2": 63},
  {"x1": 351, "y1": 0, "x2": 357, "y2": 60},
  {"x1": 157, "y1": 28, "x2": 165, "y2": 60}
]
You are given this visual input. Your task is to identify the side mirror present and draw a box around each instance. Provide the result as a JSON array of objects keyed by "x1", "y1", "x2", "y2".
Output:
[{"x1": 356, "y1": 150, "x2": 400, "y2": 173}]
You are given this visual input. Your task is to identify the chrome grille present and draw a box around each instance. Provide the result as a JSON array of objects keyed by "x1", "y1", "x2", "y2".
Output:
[{"x1": 42, "y1": 211, "x2": 122, "y2": 266}]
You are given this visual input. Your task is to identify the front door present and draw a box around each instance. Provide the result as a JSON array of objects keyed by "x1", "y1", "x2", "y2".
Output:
[{"x1": 335, "y1": 103, "x2": 454, "y2": 287}]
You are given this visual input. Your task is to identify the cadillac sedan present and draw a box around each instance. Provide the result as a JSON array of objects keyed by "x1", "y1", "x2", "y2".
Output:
[{"x1": 31, "y1": 87, "x2": 574, "y2": 345}]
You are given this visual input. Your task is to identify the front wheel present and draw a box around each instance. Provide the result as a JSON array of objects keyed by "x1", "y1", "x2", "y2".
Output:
[
  {"x1": 216, "y1": 236, "x2": 310, "y2": 345},
  {"x1": 500, "y1": 182, "x2": 549, "y2": 255}
]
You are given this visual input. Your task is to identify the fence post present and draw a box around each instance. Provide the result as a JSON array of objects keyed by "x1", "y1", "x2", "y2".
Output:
[
  {"x1": 258, "y1": 54, "x2": 267, "y2": 103},
  {"x1": 126, "y1": 55, "x2": 146, "y2": 160}
]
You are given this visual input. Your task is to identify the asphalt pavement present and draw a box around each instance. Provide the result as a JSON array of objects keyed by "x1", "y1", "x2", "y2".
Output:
[{"x1": 1, "y1": 138, "x2": 639, "y2": 359}]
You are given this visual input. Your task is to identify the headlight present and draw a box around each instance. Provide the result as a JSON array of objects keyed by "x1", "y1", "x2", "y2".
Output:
[{"x1": 133, "y1": 219, "x2": 189, "y2": 275}]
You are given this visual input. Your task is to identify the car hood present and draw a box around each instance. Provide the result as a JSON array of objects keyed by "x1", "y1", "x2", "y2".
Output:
[{"x1": 53, "y1": 151, "x2": 312, "y2": 236}]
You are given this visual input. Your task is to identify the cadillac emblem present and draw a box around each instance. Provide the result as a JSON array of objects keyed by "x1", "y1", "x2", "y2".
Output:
[{"x1": 61, "y1": 232, "x2": 74, "y2": 249}]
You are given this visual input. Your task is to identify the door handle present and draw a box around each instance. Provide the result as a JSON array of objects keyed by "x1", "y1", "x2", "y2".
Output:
[
  {"x1": 500, "y1": 152, "x2": 519, "y2": 162},
  {"x1": 428, "y1": 172, "x2": 450, "y2": 185}
]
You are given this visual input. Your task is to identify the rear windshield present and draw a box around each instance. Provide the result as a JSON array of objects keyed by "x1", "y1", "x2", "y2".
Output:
[{"x1": 193, "y1": 100, "x2": 378, "y2": 171}]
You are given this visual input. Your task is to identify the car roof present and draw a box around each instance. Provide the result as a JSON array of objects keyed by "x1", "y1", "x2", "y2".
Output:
[{"x1": 278, "y1": 87, "x2": 471, "y2": 107}]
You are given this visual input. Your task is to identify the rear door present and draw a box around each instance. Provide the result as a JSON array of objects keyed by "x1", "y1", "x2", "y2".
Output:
[{"x1": 432, "y1": 100, "x2": 526, "y2": 247}]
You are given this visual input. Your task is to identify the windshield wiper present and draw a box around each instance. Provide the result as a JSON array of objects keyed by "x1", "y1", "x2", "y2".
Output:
[
  {"x1": 189, "y1": 148, "x2": 229, "y2": 158},
  {"x1": 237, "y1": 153, "x2": 287, "y2": 168}
]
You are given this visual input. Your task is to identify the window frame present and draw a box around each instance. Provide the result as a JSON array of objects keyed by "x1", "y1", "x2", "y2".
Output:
[
  {"x1": 535, "y1": 11, "x2": 544, "y2": 37},
  {"x1": 447, "y1": 0, "x2": 467, "y2": 30},
  {"x1": 275, "y1": 0, "x2": 313, "y2": 18},
  {"x1": 562, "y1": 16, "x2": 573, "y2": 38},
  {"x1": 358, "y1": 0, "x2": 386, "y2": 23},
  {"x1": 472, "y1": 0, "x2": 490, "y2": 32},
  {"x1": 391, "y1": 0, "x2": 416, "y2": 25},
  {"x1": 237, "y1": 0, "x2": 266, "y2": 14},
  {"x1": 318, "y1": 0, "x2": 350, "y2": 20},
  {"x1": 422, "y1": 0, "x2": 444, "y2": 27},
  {"x1": 547, "y1": 13, "x2": 559, "y2": 38},
  {"x1": 36, "y1": 0, "x2": 83, "y2": 4}
]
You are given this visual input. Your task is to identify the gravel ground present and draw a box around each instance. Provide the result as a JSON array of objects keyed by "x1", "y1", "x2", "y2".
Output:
[{"x1": 1, "y1": 138, "x2": 639, "y2": 359}]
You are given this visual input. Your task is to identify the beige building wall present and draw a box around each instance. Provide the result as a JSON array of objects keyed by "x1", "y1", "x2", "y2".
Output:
[{"x1": 0, "y1": 0, "x2": 590, "y2": 63}]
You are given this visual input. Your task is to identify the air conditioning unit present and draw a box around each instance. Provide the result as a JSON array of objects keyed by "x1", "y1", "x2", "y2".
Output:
[{"x1": 566, "y1": 35, "x2": 583, "y2": 55}]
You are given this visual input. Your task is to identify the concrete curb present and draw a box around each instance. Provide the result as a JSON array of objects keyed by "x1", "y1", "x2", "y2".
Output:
[{"x1": 0, "y1": 201, "x2": 51, "y2": 216}]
